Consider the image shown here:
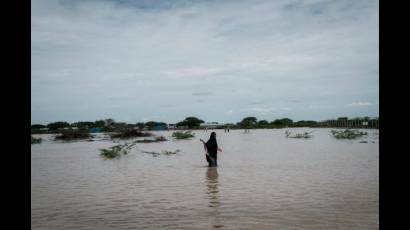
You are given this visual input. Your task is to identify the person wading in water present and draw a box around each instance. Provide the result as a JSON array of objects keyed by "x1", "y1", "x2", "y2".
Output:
[{"x1": 200, "y1": 132, "x2": 222, "y2": 167}]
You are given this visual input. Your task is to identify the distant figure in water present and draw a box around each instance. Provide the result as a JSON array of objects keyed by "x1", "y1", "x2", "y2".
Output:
[{"x1": 200, "y1": 132, "x2": 222, "y2": 167}]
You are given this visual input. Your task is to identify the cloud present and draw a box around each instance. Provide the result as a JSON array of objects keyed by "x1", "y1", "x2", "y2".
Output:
[
  {"x1": 192, "y1": 91, "x2": 214, "y2": 96},
  {"x1": 249, "y1": 107, "x2": 276, "y2": 113},
  {"x1": 347, "y1": 102, "x2": 373, "y2": 107},
  {"x1": 31, "y1": 0, "x2": 379, "y2": 123},
  {"x1": 248, "y1": 101, "x2": 265, "y2": 105}
]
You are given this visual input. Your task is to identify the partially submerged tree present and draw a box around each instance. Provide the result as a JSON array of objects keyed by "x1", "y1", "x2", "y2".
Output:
[{"x1": 55, "y1": 128, "x2": 92, "y2": 140}]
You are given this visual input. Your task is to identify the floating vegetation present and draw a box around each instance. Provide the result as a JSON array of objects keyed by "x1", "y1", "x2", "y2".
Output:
[
  {"x1": 110, "y1": 129, "x2": 152, "y2": 139},
  {"x1": 162, "y1": 149, "x2": 181, "y2": 155},
  {"x1": 172, "y1": 131, "x2": 195, "y2": 139},
  {"x1": 142, "y1": 151, "x2": 161, "y2": 157},
  {"x1": 330, "y1": 129, "x2": 367, "y2": 139},
  {"x1": 285, "y1": 130, "x2": 313, "y2": 138},
  {"x1": 135, "y1": 136, "x2": 168, "y2": 143},
  {"x1": 31, "y1": 136, "x2": 42, "y2": 144},
  {"x1": 142, "y1": 149, "x2": 180, "y2": 157},
  {"x1": 55, "y1": 128, "x2": 92, "y2": 140},
  {"x1": 100, "y1": 144, "x2": 128, "y2": 159}
]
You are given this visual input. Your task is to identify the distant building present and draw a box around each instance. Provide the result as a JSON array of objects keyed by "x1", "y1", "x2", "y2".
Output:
[
  {"x1": 200, "y1": 122, "x2": 224, "y2": 129},
  {"x1": 167, "y1": 124, "x2": 177, "y2": 130},
  {"x1": 89, "y1": 127, "x2": 101, "y2": 133},
  {"x1": 62, "y1": 127, "x2": 79, "y2": 130},
  {"x1": 153, "y1": 124, "x2": 167, "y2": 131}
]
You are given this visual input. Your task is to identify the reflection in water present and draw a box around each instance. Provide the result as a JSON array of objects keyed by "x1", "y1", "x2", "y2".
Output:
[
  {"x1": 205, "y1": 167, "x2": 224, "y2": 228},
  {"x1": 206, "y1": 167, "x2": 219, "y2": 207}
]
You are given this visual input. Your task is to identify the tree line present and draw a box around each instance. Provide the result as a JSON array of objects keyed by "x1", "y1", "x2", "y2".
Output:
[{"x1": 31, "y1": 116, "x2": 379, "y2": 133}]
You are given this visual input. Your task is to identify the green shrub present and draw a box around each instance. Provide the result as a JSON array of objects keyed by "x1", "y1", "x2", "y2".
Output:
[
  {"x1": 100, "y1": 145, "x2": 128, "y2": 159},
  {"x1": 172, "y1": 131, "x2": 195, "y2": 139},
  {"x1": 55, "y1": 128, "x2": 91, "y2": 140},
  {"x1": 31, "y1": 136, "x2": 42, "y2": 144},
  {"x1": 330, "y1": 129, "x2": 367, "y2": 139},
  {"x1": 285, "y1": 130, "x2": 313, "y2": 139}
]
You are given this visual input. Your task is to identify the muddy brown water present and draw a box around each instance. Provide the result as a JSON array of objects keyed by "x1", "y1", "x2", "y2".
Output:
[{"x1": 31, "y1": 128, "x2": 378, "y2": 229}]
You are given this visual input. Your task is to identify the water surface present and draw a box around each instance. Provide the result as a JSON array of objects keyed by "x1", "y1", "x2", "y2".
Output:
[{"x1": 32, "y1": 128, "x2": 379, "y2": 229}]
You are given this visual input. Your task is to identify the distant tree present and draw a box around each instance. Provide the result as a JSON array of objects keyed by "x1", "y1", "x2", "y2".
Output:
[
  {"x1": 47, "y1": 121, "x2": 70, "y2": 130},
  {"x1": 293, "y1": 120, "x2": 318, "y2": 127},
  {"x1": 271, "y1": 118, "x2": 293, "y2": 127},
  {"x1": 176, "y1": 117, "x2": 204, "y2": 128},
  {"x1": 156, "y1": 122, "x2": 167, "y2": 127},
  {"x1": 31, "y1": 124, "x2": 46, "y2": 129},
  {"x1": 71, "y1": 121, "x2": 94, "y2": 129},
  {"x1": 104, "y1": 118, "x2": 115, "y2": 126},
  {"x1": 239, "y1": 117, "x2": 257, "y2": 128},
  {"x1": 112, "y1": 122, "x2": 128, "y2": 129},
  {"x1": 136, "y1": 122, "x2": 145, "y2": 130},
  {"x1": 280, "y1": 118, "x2": 293, "y2": 126},
  {"x1": 94, "y1": 120, "x2": 105, "y2": 127},
  {"x1": 258, "y1": 120, "x2": 269, "y2": 127},
  {"x1": 242, "y1": 117, "x2": 257, "y2": 123},
  {"x1": 145, "y1": 121, "x2": 158, "y2": 129}
]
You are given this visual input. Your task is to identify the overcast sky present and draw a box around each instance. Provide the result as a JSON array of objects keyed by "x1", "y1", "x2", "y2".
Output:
[{"x1": 31, "y1": 0, "x2": 379, "y2": 124}]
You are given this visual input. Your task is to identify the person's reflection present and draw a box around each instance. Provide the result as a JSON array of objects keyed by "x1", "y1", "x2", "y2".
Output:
[
  {"x1": 206, "y1": 167, "x2": 224, "y2": 228},
  {"x1": 206, "y1": 167, "x2": 219, "y2": 207}
]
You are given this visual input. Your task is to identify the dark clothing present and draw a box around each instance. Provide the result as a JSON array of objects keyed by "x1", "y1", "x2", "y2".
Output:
[
  {"x1": 205, "y1": 154, "x2": 217, "y2": 167},
  {"x1": 205, "y1": 135, "x2": 218, "y2": 167}
]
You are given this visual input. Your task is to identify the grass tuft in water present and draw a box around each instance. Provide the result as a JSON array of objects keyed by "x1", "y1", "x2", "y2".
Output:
[
  {"x1": 100, "y1": 145, "x2": 128, "y2": 159},
  {"x1": 330, "y1": 129, "x2": 367, "y2": 139},
  {"x1": 31, "y1": 136, "x2": 42, "y2": 144},
  {"x1": 142, "y1": 149, "x2": 180, "y2": 157},
  {"x1": 285, "y1": 130, "x2": 313, "y2": 138},
  {"x1": 172, "y1": 131, "x2": 195, "y2": 139}
]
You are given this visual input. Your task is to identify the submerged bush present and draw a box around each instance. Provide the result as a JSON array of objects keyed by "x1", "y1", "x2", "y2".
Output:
[
  {"x1": 162, "y1": 149, "x2": 180, "y2": 155},
  {"x1": 285, "y1": 130, "x2": 313, "y2": 138},
  {"x1": 110, "y1": 129, "x2": 152, "y2": 139},
  {"x1": 135, "y1": 136, "x2": 168, "y2": 143},
  {"x1": 330, "y1": 129, "x2": 367, "y2": 139},
  {"x1": 31, "y1": 136, "x2": 42, "y2": 144},
  {"x1": 55, "y1": 128, "x2": 91, "y2": 140},
  {"x1": 142, "y1": 149, "x2": 180, "y2": 157},
  {"x1": 100, "y1": 145, "x2": 128, "y2": 159},
  {"x1": 172, "y1": 131, "x2": 195, "y2": 139}
]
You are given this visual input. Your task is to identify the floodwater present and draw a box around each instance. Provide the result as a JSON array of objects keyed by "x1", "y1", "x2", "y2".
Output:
[{"x1": 31, "y1": 128, "x2": 379, "y2": 229}]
